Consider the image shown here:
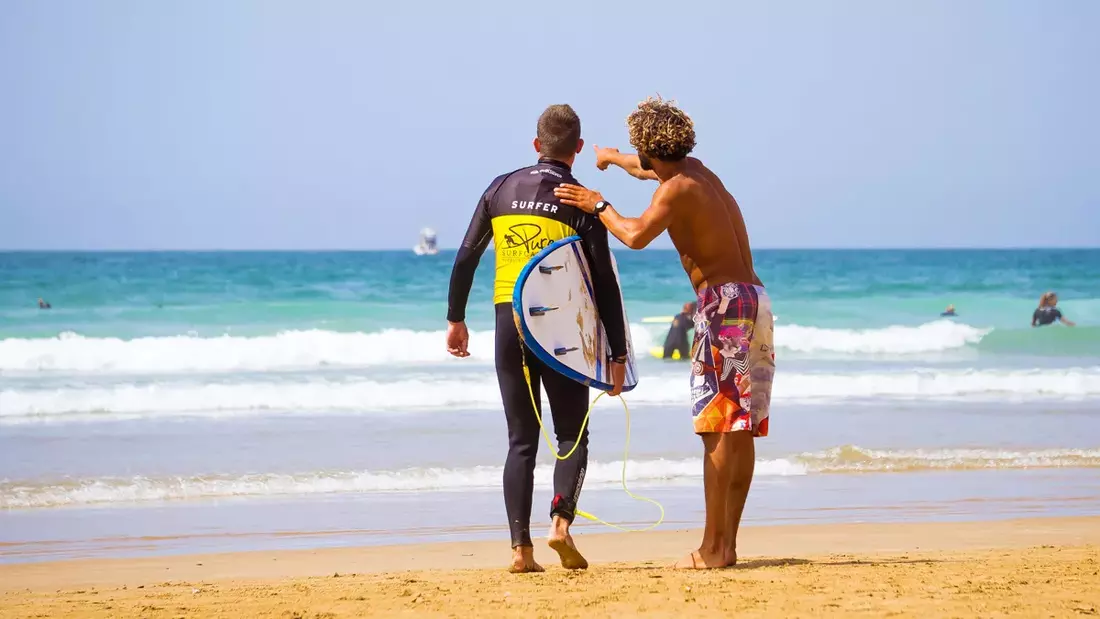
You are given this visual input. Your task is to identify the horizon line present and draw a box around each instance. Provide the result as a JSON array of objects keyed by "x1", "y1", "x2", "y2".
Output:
[{"x1": 2, "y1": 246, "x2": 1099, "y2": 253}]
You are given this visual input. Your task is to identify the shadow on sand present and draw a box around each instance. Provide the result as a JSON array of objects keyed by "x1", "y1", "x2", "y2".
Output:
[{"x1": 601, "y1": 556, "x2": 944, "y2": 572}]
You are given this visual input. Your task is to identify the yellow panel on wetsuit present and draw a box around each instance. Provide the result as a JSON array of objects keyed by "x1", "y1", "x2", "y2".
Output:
[
  {"x1": 490, "y1": 214, "x2": 576, "y2": 305},
  {"x1": 445, "y1": 156, "x2": 626, "y2": 359}
]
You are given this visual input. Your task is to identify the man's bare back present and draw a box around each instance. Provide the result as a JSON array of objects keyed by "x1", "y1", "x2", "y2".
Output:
[
  {"x1": 556, "y1": 146, "x2": 760, "y2": 292},
  {"x1": 659, "y1": 158, "x2": 762, "y2": 292}
]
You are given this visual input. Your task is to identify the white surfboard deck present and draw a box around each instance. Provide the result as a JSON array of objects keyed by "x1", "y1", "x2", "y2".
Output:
[{"x1": 513, "y1": 237, "x2": 638, "y2": 392}]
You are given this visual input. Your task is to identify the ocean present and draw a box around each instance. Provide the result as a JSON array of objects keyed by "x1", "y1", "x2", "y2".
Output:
[{"x1": 2, "y1": 249, "x2": 1099, "y2": 563}]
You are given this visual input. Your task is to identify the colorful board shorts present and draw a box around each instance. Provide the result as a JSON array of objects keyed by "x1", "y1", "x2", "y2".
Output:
[{"x1": 690, "y1": 283, "x2": 775, "y2": 435}]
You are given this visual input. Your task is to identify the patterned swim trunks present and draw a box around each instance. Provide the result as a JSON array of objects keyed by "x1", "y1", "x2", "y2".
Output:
[{"x1": 690, "y1": 282, "x2": 775, "y2": 435}]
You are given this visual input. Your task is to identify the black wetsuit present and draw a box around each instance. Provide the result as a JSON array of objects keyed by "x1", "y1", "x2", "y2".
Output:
[
  {"x1": 1033, "y1": 306, "x2": 1063, "y2": 326},
  {"x1": 662, "y1": 312, "x2": 692, "y2": 359},
  {"x1": 447, "y1": 157, "x2": 628, "y2": 548}
]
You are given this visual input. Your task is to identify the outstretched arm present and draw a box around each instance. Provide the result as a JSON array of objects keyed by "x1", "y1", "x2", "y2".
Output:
[
  {"x1": 594, "y1": 146, "x2": 659, "y2": 181},
  {"x1": 554, "y1": 182, "x2": 674, "y2": 250},
  {"x1": 1058, "y1": 310, "x2": 1076, "y2": 327}
]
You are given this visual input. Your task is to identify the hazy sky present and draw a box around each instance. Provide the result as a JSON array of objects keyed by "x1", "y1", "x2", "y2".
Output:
[{"x1": 1, "y1": 0, "x2": 1097, "y2": 250}]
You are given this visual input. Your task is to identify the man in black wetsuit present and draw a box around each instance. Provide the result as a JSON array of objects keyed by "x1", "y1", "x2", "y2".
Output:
[
  {"x1": 445, "y1": 104, "x2": 628, "y2": 573},
  {"x1": 662, "y1": 301, "x2": 696, "y2": 359}
]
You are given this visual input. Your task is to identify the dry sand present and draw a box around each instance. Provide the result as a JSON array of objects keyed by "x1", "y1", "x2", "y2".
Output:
[{"x1": 2, "y1": 517, "x2": 1098, "y2": 618}]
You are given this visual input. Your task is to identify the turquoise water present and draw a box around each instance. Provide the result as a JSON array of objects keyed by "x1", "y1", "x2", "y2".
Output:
[
  {"x1": 1, "y1": 249, "x2": 1098, "y2": 562},
  {"x1": 3, "y1": 249, "x2": 1098, "y2": 336}
]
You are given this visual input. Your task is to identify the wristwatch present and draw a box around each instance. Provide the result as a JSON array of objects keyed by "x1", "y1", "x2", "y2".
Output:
[{"x1": 594, "y1": 200, "x2": 610, "y2": 214}]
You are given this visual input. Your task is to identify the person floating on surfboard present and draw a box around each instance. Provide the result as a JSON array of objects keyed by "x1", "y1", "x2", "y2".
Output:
[
  {"x1": 554, "y1": 96, "x2": 775, "y2": 570},
  {"x1": 445, "y1": 104, "x2": 629, "y2": 574}
]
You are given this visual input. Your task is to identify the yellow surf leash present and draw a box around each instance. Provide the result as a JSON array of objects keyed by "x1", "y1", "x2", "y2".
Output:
[{"x1": 520, "y1": 354, "x2": 665, "y2": 532}]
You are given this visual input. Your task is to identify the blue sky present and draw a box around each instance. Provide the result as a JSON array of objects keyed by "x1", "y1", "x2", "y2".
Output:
[{"x1": 1, "y1": 0, "x2": 1097, "y2": 250}]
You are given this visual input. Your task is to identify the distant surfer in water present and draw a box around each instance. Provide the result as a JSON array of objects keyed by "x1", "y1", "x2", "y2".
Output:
[
  {"x1": 662, "y1": 301, "x2": 696, "y2": 359},
  {"x1": 941, "y1": 304, "x2": 957, "y2": 317},
  {"x1": 1032, "y1": 292, "x2": 1075, "y2": 327},
  {"x1": 446, "y1": 104, "x2": 628, "y2": 573},
  {"x1": 554, "y1": 96, "x2": 774, "y2": 569},
  {"x1": 37, "y1": 298, "x2": 51, "y2": 309}
]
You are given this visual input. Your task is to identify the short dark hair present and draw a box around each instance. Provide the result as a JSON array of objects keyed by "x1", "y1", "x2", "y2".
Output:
[
  {"x1": 627, "y1": 96, "x2": 696, "y2": 162},
  {"x1": 537, "y1": 104, "x2": 581, "y2": 159}
]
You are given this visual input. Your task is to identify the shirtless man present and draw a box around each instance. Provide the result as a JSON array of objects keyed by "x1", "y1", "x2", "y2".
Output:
[{"x1": 553, "y1": 96, "x2": 774, "y2": 570}]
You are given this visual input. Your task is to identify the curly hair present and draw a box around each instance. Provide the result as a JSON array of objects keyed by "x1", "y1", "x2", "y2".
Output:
[{"x1": 626, "y1": 96, "x2": 696, "y2": 162}]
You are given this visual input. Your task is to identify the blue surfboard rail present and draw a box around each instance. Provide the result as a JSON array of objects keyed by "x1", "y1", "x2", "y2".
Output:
[{"x1": 512, "y1": 235, "x2": 637, "y2": 393}]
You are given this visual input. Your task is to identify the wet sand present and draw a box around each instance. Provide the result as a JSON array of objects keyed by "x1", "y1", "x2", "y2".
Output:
[{"x1": 2, "y1": 517, "x2": 1098, "y2": 618}]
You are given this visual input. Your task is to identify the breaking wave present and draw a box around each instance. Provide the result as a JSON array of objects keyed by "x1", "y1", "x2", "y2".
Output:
[{"x1": 5, "y1": 446, "x2": 1098, "y2": 509}]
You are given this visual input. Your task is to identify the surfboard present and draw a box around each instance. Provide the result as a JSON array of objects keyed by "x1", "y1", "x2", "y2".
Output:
[
  {"x1": 649, "y1": 347, "x2": 684, "y2": 360},
  {"x1": 513, "y1": 236, "x2": 638, "y2": 393}
]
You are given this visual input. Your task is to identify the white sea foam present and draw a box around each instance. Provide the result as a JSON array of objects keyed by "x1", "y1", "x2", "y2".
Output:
[
  {"x1": 0, "y1": 321, "x2": 992, "y2": 375},
  {"x1": 0, "y1": 328, "x2": 499, "y2": 373},
  {"x1": 5, "y1": 446, "x2": 1097, "y2": 509},
  {"x1": 776, "y1": 319, "x2": 990, "y2": 355},
  {"x1": 4, "y1": 368, "x2": 1099, "y2": 423},
  {"x1": 798, "y1": 445, "x2": 1100, "y2": 473},
  {"x1": 0, "y1": 458, "x2": 731, "y2": 509}
]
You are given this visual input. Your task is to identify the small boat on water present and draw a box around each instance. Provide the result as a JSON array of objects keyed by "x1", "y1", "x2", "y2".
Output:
[{"x1": 413, "y1": 228, "x2": 439, "y2": 255}]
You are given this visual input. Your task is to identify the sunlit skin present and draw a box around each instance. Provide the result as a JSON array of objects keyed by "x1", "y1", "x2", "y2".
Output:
[{"x1": 554, "y1": 133, "x2": 761, "y2": 570}]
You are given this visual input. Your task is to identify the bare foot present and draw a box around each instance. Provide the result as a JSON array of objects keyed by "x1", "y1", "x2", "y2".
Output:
[
  {"x1": 547, "y1": 518, "x2": 588, "y2": 570},
  {"x1": 673, "y1": 548, "x2": 730, "y2": 570},
  {"x1": 509, "y1": 546, "x2": 544, "y2": 574}
]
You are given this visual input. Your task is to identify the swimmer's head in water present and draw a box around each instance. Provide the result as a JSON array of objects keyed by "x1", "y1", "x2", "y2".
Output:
[
  {"x1": 1041, "y1": 292, "x2": 1057, "y2": 306},
  {"x1": 535, "y1": 104, "x2": 583, "y2": 160},
  {"x1": 627, "y1": 96, "x2": 696, "y2": 163}
]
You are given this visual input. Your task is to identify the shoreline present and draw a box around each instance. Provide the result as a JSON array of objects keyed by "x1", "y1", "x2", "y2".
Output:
[
  {"x1": 1, "y1": 516, "x2": 1097, "y2": 618},
  {"x1": 2, "y1": 517, "x2": 1099, "y2": 618},
  {"x1": 3, "y1": 516, "x2": 1097, "y2": 592}
]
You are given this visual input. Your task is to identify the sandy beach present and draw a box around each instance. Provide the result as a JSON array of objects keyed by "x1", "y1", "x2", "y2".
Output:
[
  {"x1": 4, "y1": 0, "x2": 1098, "y2": 615},
  {"x1": 2, "y1": 517, "x2": 1098, "y2": 618}
]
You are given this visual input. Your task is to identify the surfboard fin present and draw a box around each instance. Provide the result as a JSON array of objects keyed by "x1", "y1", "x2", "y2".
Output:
[
  {"x1": 553, "y1": 346, "x2": 578, "y2": 356},
  {"x1": 538, "y1": 265, "x2": 564, "y2": 274},
  {"x1": 528, "y1": 306, "x2": 559, "y2": 316}
]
